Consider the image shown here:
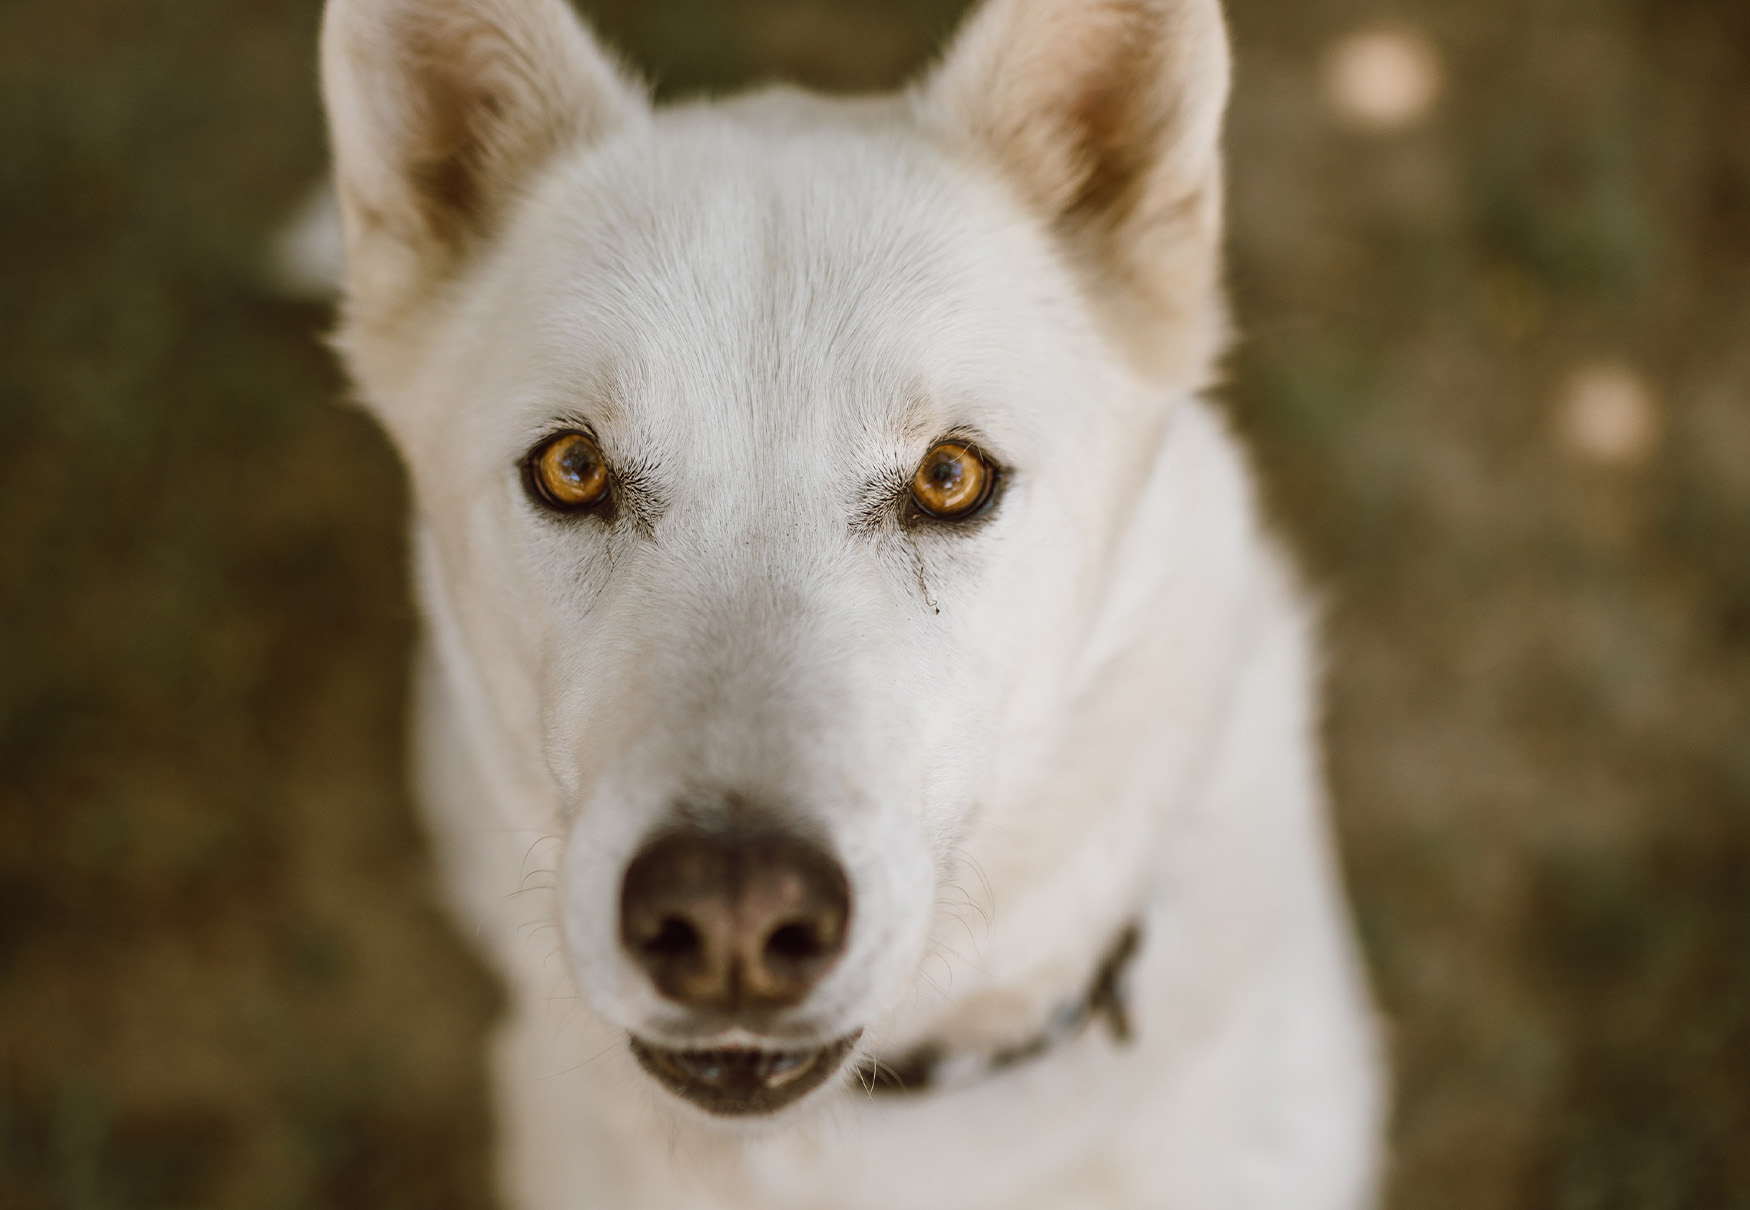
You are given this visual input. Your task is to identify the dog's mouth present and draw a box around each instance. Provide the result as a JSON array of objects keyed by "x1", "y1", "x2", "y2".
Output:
[{"x1": 629, "y1": 1032, "x2": 862, "y2": 1116}]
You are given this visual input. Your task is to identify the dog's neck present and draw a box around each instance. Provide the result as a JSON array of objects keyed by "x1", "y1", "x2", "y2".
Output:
[{"x1": 854, "y1": 920, "x2": 1143, "y2": 1096}]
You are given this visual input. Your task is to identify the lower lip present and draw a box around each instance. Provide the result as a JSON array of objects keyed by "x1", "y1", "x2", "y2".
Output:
[{"x1": 629, "y1": 1032, "x2": 863, "y2": 1116}]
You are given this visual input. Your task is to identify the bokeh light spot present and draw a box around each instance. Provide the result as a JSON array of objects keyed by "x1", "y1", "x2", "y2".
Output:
[
  {"x1": 1323, "y1": 29, "x2": 1443, "y2": 131},
  {"x1": 1557, "y1": 363, "x2": 1662, "y2": 467}
]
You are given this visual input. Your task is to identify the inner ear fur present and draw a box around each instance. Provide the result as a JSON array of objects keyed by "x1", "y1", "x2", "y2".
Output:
[
  {"x1": 321, "y1": 0, "x2": 642, "y2": 314},
  {"x1": 915, "y1": 0, "x2": 1231, "y2": 352}
]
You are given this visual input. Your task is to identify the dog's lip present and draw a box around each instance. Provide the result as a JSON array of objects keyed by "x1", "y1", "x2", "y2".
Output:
[{"x1": 629, "y1": 1031, "x2": 863, "y2": 1117}]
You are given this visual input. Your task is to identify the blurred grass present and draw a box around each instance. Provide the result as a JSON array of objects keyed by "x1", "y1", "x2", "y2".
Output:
[{"x1": 1, "y1": 1, "x2": 1746, "y2": 1208}]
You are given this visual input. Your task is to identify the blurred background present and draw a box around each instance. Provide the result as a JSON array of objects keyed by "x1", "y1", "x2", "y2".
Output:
[{"x1": 1, "y1": 0, "x2": 1746, "y2": 1206}]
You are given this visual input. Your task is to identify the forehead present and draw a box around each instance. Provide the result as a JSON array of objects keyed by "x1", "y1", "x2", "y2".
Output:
[{"x1": 467, "y1": 94, "x2": 1091, "y2": 449}]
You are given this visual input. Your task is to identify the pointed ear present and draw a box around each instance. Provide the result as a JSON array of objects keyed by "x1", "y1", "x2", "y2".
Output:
[
  {"x1": 915, "y1": 0, "x2": 1230, "y2": 344},
  {"x1": 321, "y1": 0, "x2": 642, "y2": 318}
]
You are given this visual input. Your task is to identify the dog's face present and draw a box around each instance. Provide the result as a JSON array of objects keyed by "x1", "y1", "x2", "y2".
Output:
[{"x1": 323, "y1": 0, "x2": 1229, "y2": 1117}]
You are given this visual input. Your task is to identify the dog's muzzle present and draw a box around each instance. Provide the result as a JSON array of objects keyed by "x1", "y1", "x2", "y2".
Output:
[
  {"x1": 630, "y1": 1033, "x2": 862, "y2": 1115},
  {"x1": 619, "y1": 817, "x2": 857, "y2": 1113}
]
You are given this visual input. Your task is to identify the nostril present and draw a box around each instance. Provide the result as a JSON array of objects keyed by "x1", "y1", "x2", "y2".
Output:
[
  {"x1": 646, "y1": 916, "x2": 702, "y2": 958},
  {"x1": 764, "y1": 921, "x2": 821, "y2": 962}
]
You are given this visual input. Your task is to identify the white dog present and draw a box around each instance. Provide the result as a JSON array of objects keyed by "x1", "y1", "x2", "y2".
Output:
[{"x1": 317, "y1": 0, "x2": 1384, "y2": 1205}]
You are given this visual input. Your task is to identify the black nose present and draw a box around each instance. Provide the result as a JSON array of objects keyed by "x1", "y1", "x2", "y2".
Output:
[{"x1": 619, "y1": 826, "x2": 850, "y2": 1014}]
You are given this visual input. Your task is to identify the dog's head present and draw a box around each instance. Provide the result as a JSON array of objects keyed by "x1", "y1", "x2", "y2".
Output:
[{"x1": 322, "y1": 0, "x2": 1231, "y2": 1117}]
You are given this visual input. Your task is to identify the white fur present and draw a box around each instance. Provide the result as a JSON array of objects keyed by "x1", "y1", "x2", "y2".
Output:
[{"x1": 318, "y1": 0, "x2": 1385, "y2": 1205}]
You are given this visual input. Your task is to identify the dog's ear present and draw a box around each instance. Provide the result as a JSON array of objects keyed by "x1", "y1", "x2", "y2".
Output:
[
  {"x1": 321, "y1": 0, "x2": 642, "y2": 320},
  {"x1": 916, "y1": 0, "x2": 1230, "y2": 359}
]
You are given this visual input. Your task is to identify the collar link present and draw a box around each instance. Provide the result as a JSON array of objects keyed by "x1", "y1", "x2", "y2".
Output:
[{"x1": 853, "y1": 920, "x2": 1145, "y2": 1097}]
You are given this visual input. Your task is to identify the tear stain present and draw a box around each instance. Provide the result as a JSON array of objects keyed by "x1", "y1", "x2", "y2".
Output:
[{"x1": 907, "y1": 539, "x2": 939, "y2": 614}]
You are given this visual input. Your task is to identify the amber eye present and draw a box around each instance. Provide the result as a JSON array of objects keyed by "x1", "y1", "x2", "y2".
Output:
[
  {"x1": 910, "y1": 441, "x2": 995, "y2": 521},
  {"x1": 525, "y1": 431, "x2": 611, "y2": 512}
]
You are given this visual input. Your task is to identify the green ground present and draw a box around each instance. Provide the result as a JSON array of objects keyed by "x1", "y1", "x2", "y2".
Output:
[{"x1": 1, "y1": 1, "x2": 1746, "y2": 1207}]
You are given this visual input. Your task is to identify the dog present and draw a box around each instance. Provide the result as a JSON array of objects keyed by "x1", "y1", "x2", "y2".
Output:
[{"x1": 317, "y1": 0, "x2": 1385, "y2": 1205}]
